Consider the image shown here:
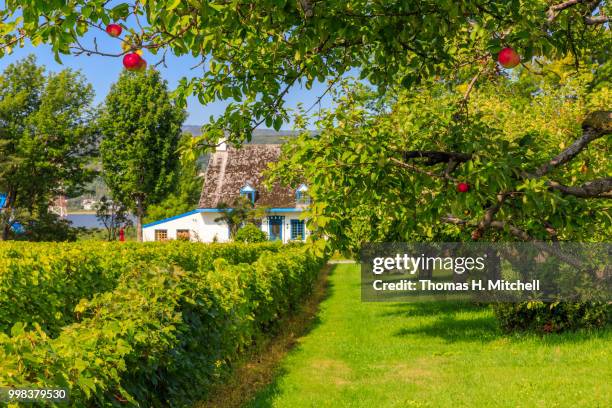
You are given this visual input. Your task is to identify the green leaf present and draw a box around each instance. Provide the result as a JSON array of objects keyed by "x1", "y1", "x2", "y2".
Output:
[
  {"x1": 111, "y1": 3, "x2": 130, "y2": 18},
  {"x1": 10, "y1": 322, "x2": 25, "y2": 337},
  {"x1": 167, "y1": 0, "x2": 182, "y2": 11}
]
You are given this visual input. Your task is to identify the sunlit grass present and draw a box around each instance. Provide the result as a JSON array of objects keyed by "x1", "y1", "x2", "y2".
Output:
[{"x1": 247, "y1": 264, "x2": 611, "y2": 408}]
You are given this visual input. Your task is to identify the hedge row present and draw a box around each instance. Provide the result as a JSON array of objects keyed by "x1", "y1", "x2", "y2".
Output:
[
  {"x1": 0, "y1": 246, "x2": 326, "y2": 407},
  {"x1": 0, "y1": 241, "x2": 282, "y2": 336},
  {"x1": 493, "y1": 301, "x2": 610, "y2": 333}
]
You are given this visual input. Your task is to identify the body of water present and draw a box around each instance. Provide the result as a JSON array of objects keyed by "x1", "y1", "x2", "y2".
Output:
[{"x1": 66, "y1": 214, "x2": 135, "y2": 228}]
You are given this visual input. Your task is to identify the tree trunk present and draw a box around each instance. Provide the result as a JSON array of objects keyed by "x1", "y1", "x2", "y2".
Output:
[
  {"x1": 136, "y1": 197, "x2": 143, "y2": 242},
  {"x1": 110, "y1": 211, "x2": 116, "y2": 241}
]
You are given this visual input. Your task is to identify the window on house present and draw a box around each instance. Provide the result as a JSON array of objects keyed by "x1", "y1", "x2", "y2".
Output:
[
  {"x1": 290, "y1": 219, "x2": 305, "y2": 240},
  {"x1": 296, "y1": 184, "x2": 310, "y2": 205},
  {"x1": 155, "y1": 229, "x2": 168, "y2": 241},
  {"x1": 176, "y1": 229, "x2": 190, "y2": 241},
  {"x1": 240, "y1": 184, "x2": 256, "y2": 204}
]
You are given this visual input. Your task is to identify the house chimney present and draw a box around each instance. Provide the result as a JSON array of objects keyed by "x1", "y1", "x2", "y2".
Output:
[{"x1": 216, "y1": 130, "x2": 231, "y2": 151}]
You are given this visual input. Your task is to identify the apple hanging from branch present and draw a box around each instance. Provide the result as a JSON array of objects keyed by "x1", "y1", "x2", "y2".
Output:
[
  {"x1": 105, "y1": 24, "x2": 122, "y2": 37},
  {"x1": 135, "y1": 58, "x2": 147, "y2": 72},
  {"x1": 497, "y1": 47, "x2": 520, "y2": 68},
  {"x1": 456, "y1": 182, "x2": 470, "y2": 193},
  {"x1": 123, "y1": 53, "x2": 145, "y2": 71}
]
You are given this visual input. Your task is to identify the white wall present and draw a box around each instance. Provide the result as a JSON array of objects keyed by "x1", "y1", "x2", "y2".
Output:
[
  {"x1": 200, "y1": 213, "x2": 231, "y2": 242},
  {"x1": 143, "y1": 211, "x2": 308, "y2": 243},
  {"x1": 143, "y1": 212, "x2": 230, "y2": 243}
]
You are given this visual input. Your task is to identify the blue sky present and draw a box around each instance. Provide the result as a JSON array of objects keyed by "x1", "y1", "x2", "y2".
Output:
[{"x1": 1, "y1": 31, "x2": 335, "y2": 130}]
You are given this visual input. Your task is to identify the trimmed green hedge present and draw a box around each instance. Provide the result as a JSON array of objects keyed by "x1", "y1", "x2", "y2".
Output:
[
  {"x1": 493, "y1": 301, "x2": 610, "y2": 333},
  {"x1": 0, "y1": 241, "x2": 282, "y2": 336},
  {"x1": 0, "y1": 246, "x2": 326, "y2": 407}
]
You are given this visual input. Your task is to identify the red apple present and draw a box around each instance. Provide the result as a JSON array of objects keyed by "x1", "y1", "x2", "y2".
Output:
[
  {"x1": 105, "y1": 23, "x2": 122, "y2": 37},
  {"x1": 135, "y1": 58, "x2": 147, "y2": 72},
  {"x1": 497, "y1": 47, "x2": 520, "y2": 68},
  {"x1": 457, "y1": 182, "x2": 470, "y2": 193},
  {"x1": 123, "y1": 53, "x2": 143, "y2": 70},
  {"x1": 471, "y1": 229, "x2": 482, "y2": 241}
]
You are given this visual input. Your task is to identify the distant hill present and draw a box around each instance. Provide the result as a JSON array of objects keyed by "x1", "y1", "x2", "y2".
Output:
[{"x1": 182, "y1": 126, "x2": 314, "y2": 144}]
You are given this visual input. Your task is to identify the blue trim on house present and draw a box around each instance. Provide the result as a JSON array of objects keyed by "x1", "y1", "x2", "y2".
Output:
[
  {"x1": 240, "y1": 184, "x2": 257, "y2": 204},
  {"x1": 142, "y1": 209, "x2": 203, "y2": 228},
  {"x1": 143, "y1": 207, "x2": 303, "y2": 228},
  {"x1": 241, "y1": 191, "x2": 256, "y2": 204},
  {"x1": 240, "y1": 184, "x2": 256, "y2": 192},
  {"x1": 268, "y1": 208, "x2": 303, "y2": 213}
]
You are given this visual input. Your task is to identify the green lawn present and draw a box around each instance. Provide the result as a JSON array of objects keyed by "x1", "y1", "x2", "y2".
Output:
[{"x1": 246, "y1": 264, "x2": 611, "y2": 408}]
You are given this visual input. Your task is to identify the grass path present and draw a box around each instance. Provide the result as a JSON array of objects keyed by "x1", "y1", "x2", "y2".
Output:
[{"x1": 246, "y1": 264, "x2": 611, "y2": 408}]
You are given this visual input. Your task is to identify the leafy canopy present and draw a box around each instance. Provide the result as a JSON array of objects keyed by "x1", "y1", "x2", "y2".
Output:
[
  {"x1": 0, "y1": 1, "x2": 609, "y2": 144},
  {"x1": 0, "y1": 55, "x2": 96, "y2": 238},
  {"x1": 98, "y1": 68, "x2": 185, "y2": 239},
  {"x1": 269, "y1": 61, "x2": 610, "y2": 252},
  {"x1": 0, "y1": 1, "x2": 609, "y2": 250},
  {"x1": 144, "y1": 133, "x2": 204, "y2": 224}
]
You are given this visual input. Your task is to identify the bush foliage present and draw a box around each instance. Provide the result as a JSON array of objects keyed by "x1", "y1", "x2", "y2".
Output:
[
  {"x1": 0, "y1": 242, "x2": 325, "y2": 406},
  {"x1": 492, "y1": 301, "x2": 609, "y2": 333},
  {"x1": 235, "y1": 223, "x2": 268, "y2": 243}
]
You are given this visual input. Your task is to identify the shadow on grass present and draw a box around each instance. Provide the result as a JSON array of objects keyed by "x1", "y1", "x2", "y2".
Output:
[
  {"x1": 381, "y1": 301, "x2": 500, "y2": 343},
  {"x1": 380, "y1": 301, "x2": 488, "y2": 318},
  {"x1": 236, "y1": 264, "x2": 337, "y2": 408},
  {"x1": 385, "y1": 302, "x2": 608, "y2": 345}
]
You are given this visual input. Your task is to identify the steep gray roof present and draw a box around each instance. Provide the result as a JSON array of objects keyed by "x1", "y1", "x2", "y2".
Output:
[{"x1": 198, "y1": 144, "x2": 296, "y2": 208}]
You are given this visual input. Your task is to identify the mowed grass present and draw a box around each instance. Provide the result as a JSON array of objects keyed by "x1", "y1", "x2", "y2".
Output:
[{"x1": 246, "y1": 264, "x2": 611, "y2": 408}]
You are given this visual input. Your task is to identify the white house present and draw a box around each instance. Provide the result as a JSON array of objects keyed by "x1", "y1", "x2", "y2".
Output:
[
  {"x1": 143, "y1": 141, "x2": 309, "y2": 243},
  {"x1": 81, "y1": 198, "x2": 97, "y2": 211}
]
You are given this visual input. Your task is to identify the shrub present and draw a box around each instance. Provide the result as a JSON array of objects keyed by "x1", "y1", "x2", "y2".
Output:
[
  {"x1": 492, "y1": 301, "x2": 609, "y2": 333},
  {"x1": 235, "y1": 223, "x2": 268, "y2": 243},
  {"x1": 12, "y1": 212, "x2": 77, "y2": 242},
  {"x1": 0, "y1": 244, "x2": 326, "y2": 407},
  {"x1": 0, "y1": 241, "x2": 282, "y2": 336}
]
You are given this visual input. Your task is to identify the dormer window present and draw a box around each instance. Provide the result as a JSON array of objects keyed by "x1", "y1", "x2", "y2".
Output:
[
  {"x1": 296, "y1": 184, "x2": 310, "y2": 205},
  {"x1": 240, "y1": 184, "x2": 256, "y2": 204}
]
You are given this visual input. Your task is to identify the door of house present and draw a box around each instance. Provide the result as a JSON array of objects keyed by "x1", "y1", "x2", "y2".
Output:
[{"x1": 268, "y1": 216, "x2": 284, "y2": 241}]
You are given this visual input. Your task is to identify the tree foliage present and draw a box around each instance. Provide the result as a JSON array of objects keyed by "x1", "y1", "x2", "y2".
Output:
[
  {"x1": 0, "y1": 1, "x2": 609, "y2": 252},
  {"x1": 0, "y1": 55, "x2": 96, "y2": 239},
  {"x1": 95, "y1": 196, "x2": 133, "y2": 241},
  {"x1": 143, "y1": 133, "x2": 203, "y2": 224},
  {"x1": 0, "y1": 1, "x2": 609, "y2": 144},
  {"x1": 269, "y1": 60, "x2": 610, "y2": 253},
  {"x1": 98, "y1": 69, "x2": 185, "y2": 241},
  {"x1": 214, "y1": 196, "x2": 267, "y2": 239}
]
